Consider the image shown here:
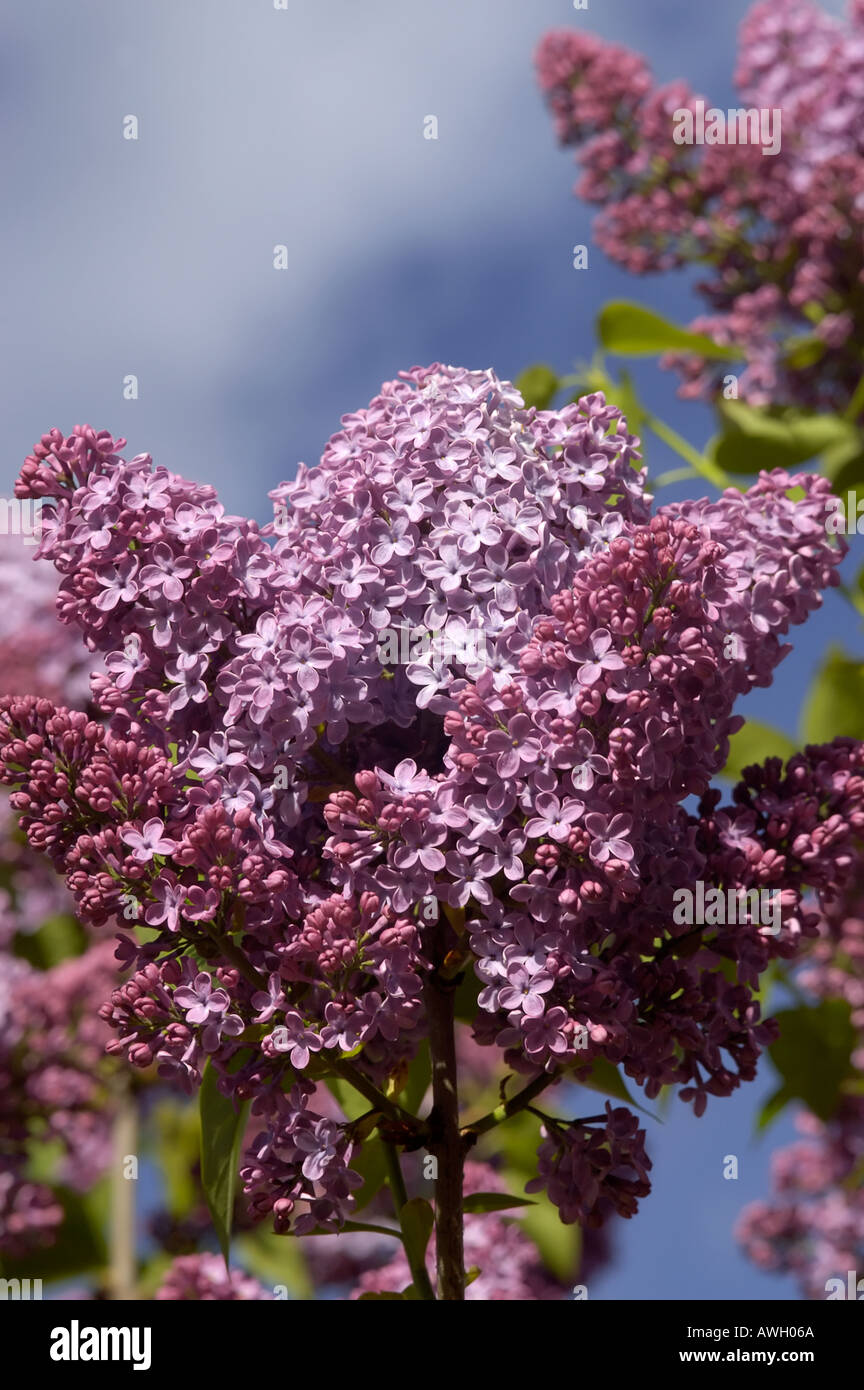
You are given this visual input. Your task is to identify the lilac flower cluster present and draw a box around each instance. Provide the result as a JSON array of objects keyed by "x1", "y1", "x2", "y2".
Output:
[
  {"x1": 537, "y1": 0, "x2": 864, "y2": 412},
  {"x1": 155, "y1": 1252, "x2": 272, "y2": 1300},
  {"x1": 0, "y1": 367, "x2": 846, "y2": 1240},
  {"x1": 737, "y1": 885, "x2": 864, "y2": 1297},
  {"x1": 527, "y1": 1102, "x2": 651, "y2": 1227}
]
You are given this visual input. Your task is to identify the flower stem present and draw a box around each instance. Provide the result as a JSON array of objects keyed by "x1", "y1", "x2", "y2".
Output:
[
  {"x1": 461, "y1": 1070, "x2": 557, "y2": 1140},
  {"x1": 645, "y1": 414, "x2": 730, "y2": 489},
  {"x1": 332, "y1": 1058, "x2": 424, "y2": 1134},
  {"x1": 424, "y1": 964, "x2": 464, "y2": 1301}
]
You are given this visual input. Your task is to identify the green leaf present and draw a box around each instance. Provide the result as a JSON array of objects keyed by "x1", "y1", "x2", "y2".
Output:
[
  {"x1": 152, "y1": 1100, "x2": 201, "y2": 1218},
  {"x1": 399, "y1": 1197, "x2": 434, "y2": 1269},
  {"x1": 297, "y1": 1220, "x2": 400, "y2": 1238},
  {"x1": 721, "y1": 722, "x2": 798, "y2": 783},
  {"x1": 819, "y1": 437, "x2": 864, "y2": 485},
  {"x1": 598, "y1": 300, "x2": 741, "y2": 359},
  {"x1": 453, "y1": 969, "x2": 480, "y2": 1025},
  {"x1": 768, "y1": 1000, "x2": 857, "y2": 1122},
  {"x1": 515, "y1": 1189, "x2": 581, "y2": 1281},
  {"x1": 14, "y1": 913, "x2": 87, "y2": 971},
  {"x1": 199, "y1": 1062, "x2": 249, "y2": 1264},
  {"x1": 24, "y1": 1137, "x2": 65, "y2": 1185},
  {"x1": 394, "y1": 1041, "x2": 431, "y2": 1114},
  {"x1": 606, "y1": 368, "x2": 648, "y2": 438},
  {"x1": 348, "y1": 1136, "x2": 389, "y2": 1212},
  {"x1": 235, "y1": 1228, "x2": 312, "y2": 1298},
  {"x1": 573, "y1": 1057, "x2": 633, "y2": 1106},
  {"x1": 782, "y1": 335, "x2": 827, "y2": 371},
  {"x1": 493, "y1": 1108, "x2": 542, "y2": 1177},
  {"x1": 324, "y1": 1075, "x2": 371, "y2": 1122},
  {"x1": 709, "y1": 401, "x2": 858, "y2": 475},
  {"x1": 573, "y1": 1056, "x2": 660, "y2": 1121},
  {"x1": 516, "y1": 364, "x2": 560, "y2": 411},
  {"x1": 801, "y1": 646, "x2": 864, "y2": 744},
  {"x1": 462, "y1": 1192, "x2": 535, "y2": 1213},
  {"x1": 755, "y1": 1086, "x2": 789, "y2": 1134}
]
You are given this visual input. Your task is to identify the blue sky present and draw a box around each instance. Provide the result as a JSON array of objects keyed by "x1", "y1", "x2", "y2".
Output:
[{"x1": 2, "y1": 0, "x2": 857, "y2": 1299}]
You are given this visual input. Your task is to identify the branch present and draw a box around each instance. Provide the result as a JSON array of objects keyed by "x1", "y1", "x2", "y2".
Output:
[
  {"x1": 425, "y1": 966, "x2": 464, "y2": 1300},
  {"x1": 332, "y1": 1058, "x2": 425, "y2": 1135},
  {"x1": 461, "y1": 1070, "x2": 558, "y2": 1141}
]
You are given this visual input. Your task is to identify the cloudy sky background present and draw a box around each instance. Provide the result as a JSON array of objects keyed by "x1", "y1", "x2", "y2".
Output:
[{"x1": 2, "y1": 0, "x2": 857, "y2": 1300}]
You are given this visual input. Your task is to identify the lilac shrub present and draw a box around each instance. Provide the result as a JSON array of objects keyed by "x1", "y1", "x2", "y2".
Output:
[{"x1": 0, "y1": 366, "x2": 854, "y2": 1297}]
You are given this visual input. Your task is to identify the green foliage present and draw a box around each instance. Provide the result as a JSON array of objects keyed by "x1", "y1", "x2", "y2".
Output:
[
  {"x1": 199, "y1": 1062, "x2": 250, "y2": 1263},
  {"x1": 605, "y1": 367, "x2": 649, "y2": 438},
  {"x1": 235, "y1": 1228, "x2": 312, "y2": 1298},
  {"x1": 708, "y1": 401, "x2": 858, "y2": 475},
  {"x1": 347, "y1": 1136, "x2": 389, "y2": 1212},
  {"x1": 152, "y1": 1100, "x2": 201, "y2": 1217},
  {"x1": 453, "y1": 969, "x2": 481, "y2": 1024},
  {"x1": 722, "y1": 722, "x2": 798, "y2": 782},
  {"x1": 782, "y1": 335, "x2": 827, "y2": 371},
  {"x1": 516, "y1": 1187, "x2": 581, "y2": 1282},
  {"x1": 324, "y1": 1075, "x2": 371, "y2": 1122},
  {"x1": 399, "y1": 1197, "x2": 434, "y2": 1270},
  {"x1": 766, "y1": 1000, "x2": 857, "y2": 1123},
  {"x1": 573, "y1": 1055, "x2": 657, "y2": 1119},
  {"x1": 598, "y1": 301, "x2": 741, "y2": 359},
  {"x1": 516, "y1": 364, "x2": 560, "y2": 410},
  {"x1": 14, "y1": 914, "x2": 87, "y2": 971},
  {"x1": 802, "y1": 647, "x2": 864, "y2": 743},
  {"x1": 393, "y1": 1041, "x2": 431, "y2": 1115},
  {"x1": 462, "y1": 1192, "x2": 535, "y2": 1213}
]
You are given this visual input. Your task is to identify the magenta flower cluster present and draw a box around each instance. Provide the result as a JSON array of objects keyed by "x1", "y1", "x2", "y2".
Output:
[
  {"x1": 536, "y1": 0, "x2": 864, "y2": 412},
  {"x1": 0, "y1": 364, "x2": 848, "y2": 1235},
  {"x1": 155, "y1": 1252, "x2": 272, "y2": 1300}
]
